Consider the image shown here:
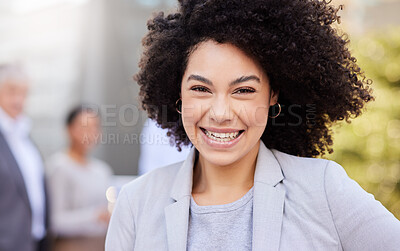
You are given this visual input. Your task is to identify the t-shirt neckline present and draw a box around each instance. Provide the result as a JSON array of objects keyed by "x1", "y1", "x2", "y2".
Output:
[{"x1": 190, "y1": 186, "x2": 254, "y2": 214}]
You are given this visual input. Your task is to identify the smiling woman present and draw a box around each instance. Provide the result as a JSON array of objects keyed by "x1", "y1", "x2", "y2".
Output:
[
  {"x1": 105, "y1": 0, "x2": 400, "y2": 250},
  {"x1": 181, "y1": 41, "x2": 275, "y2": 169}
]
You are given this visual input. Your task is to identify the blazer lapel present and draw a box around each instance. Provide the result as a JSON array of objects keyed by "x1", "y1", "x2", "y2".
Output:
[
  {"x1": 252, "y1": 141, "x2": 286, "y2": 251},
  {"x1": 164, "y1": 142, "x2": 286, "y2": 251},
  {"x1": 165, "y1": 146, "x2": 196, "y2": 251},
  {"x1": 165, "y1": 197, "x2": 191, "y2": 251}
]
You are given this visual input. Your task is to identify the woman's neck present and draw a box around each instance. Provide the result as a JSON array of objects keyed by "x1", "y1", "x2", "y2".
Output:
[
  {"x1": 68, "y1": 146, "x2": 87, "y2": 165},
  {"x1": 192, "y1": 141, "x2": 259, "y2": 198}
]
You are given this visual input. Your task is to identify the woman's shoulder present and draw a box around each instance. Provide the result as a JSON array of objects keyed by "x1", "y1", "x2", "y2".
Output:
[
  {"x1": 268, "y1": 147, "x2": 395, "y2": 209},
  {"x1": 90, "y1": 157, "x2": 114, "y2": 175},
  {"x1": 45, "y1": 151, "x2": 71, "y2": 175},
  {"x1": 121, "y1": 160, "x2": 184, "y2": 199},
  {"x1": 269, "y1": 148, "x2": 348, "y2": 190},
  {"x1": 271, "y1": 148, "x2": 331, "y2": 173},
  {"x1": 267, "y1": 151, "x2": 400, "y2": 250},
  {"x1": 46, "y1": 150, "x2": 68, "y2": 165}
]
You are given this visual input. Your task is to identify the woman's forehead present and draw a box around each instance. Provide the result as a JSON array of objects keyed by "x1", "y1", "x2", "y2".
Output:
[{"x1": 184, "y1": 40, "x2": 269, "y2": 83}]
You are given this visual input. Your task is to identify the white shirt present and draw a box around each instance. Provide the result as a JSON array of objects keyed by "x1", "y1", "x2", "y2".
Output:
[
  {"x1": 46, "y1": 151, "x2": 113, "y2": 237},
  {"x1": 138, "y1": 118, "x2": 191, "y2": 175},
  {"x1": 0, "y1": 107, "x2": 46, "y2": 240}
]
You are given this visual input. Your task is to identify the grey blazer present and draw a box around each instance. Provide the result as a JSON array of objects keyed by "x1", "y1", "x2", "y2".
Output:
[{"x1": 106, "y1": 141, "x2": 400, "y2": 251}]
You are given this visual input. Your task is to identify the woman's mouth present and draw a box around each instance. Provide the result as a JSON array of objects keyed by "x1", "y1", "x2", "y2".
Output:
[
  {"x1": 200, "y1": 127, "x2": 244, "y2": 142},
  {"x1": 199, "y1": 127, "x2": 245, "y2": 148}
]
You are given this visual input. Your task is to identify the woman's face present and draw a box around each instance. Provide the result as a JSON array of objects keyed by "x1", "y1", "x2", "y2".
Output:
[
  {"x1": 181, "y1": 40, "x2": 278, "y2": 167},
  {"x1": 68, "y1": 111, "x2": 101, "y2": 153}
]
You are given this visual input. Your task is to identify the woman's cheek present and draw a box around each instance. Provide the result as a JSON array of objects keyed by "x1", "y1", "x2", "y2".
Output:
[
  {"x1": 182, "y1": 98, "x2": 198, "y2": 124},
  {"x1": 182, "y1": 98, "x2": 203, "y2": 142},
  {"x1": 253, "y1": 105, "x2": 269, "y2": 127},
  {"x1": 234, "y1": 103, "x2": 268, "y2": 128}
]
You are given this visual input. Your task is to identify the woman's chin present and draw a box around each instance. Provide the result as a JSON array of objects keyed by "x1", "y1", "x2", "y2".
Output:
[{"x1": 197, "y1": 149, "x2": 241, "y2": 167}]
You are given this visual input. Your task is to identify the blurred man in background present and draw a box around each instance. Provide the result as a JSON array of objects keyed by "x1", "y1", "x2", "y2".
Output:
[{"x1": 0, "y1": 64, "x2": 50, "y2": 251}]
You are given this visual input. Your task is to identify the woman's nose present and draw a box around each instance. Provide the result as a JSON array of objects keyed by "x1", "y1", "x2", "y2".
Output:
[{"x1": 209, "y1": 96, "x2": 233, "y2": 124}]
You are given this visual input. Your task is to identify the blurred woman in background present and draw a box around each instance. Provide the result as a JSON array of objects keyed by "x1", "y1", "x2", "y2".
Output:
[{"x1": 47, "y1": 105, "x2": 113, "y2": 251}]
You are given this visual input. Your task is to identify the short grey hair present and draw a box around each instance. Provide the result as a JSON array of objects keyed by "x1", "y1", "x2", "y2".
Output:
[{"x1": 0, "y1": 63, "x2": 29, "y2": 86}]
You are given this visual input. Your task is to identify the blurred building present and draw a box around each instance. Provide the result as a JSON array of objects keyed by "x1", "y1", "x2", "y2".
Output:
[
  {"x1": 339, "y1": 0, "x2": 400, "y2": 36},
  {"x1": 0, "y1": 0, "x2": 176, "y2": 175}
]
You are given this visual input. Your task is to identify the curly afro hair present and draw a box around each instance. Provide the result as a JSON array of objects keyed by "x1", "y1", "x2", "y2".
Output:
[{"x1": 135, "y1": 0, "x2": 374, "y2": 157}]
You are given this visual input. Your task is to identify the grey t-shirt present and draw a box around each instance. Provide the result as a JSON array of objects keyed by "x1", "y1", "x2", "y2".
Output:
[{"x1": 187, "y1": 187, "x2": 254, "y2": 251}]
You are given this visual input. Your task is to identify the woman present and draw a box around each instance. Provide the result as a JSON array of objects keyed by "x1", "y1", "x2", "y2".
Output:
[
  {"x1": 47, "y1": 105, "x2": 113, "y2": 251},
  {"x1": 106, "y1": 0, "x2": 400, "y2": 250}
]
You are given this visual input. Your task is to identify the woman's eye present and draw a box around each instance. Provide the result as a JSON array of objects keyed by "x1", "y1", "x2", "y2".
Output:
[
  {"x1": 191, "y1": 86, "x2": 211, "y2": 93},
  {"x1": 234, "y1": 88, "x2": 255, "y2": 94}
]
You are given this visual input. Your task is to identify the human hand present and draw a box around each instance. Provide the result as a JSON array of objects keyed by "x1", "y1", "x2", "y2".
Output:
[{"x1": 97, "y1": 208, "x2": 111, "y2": 224}]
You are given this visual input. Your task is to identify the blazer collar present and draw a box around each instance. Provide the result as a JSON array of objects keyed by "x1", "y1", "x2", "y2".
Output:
[
  {"x1": 0, "y1": 106, "x2": 31, "y2": 137},
  {"x1": 252, "y1": 141, "x2": 286, "y2": 251},
  {"x1": 165, "y1": 140, "x2": 286, "y2": 251},
  {"x1": 169, "y1": 141, "x2": 284, "y2": 199},
  {"x1": 169, "y1": 145, "x2": 196, "y2": 201},
  {"x1": 164, "y1": 146, "x2": 196, "y2": 251},
  {"x1": 254, "y1": 140, "x2": 284, "y2": 186}
]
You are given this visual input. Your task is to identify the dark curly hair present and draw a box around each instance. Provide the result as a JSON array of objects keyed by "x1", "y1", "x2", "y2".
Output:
[{"x1": 135, "y1": 0, "x2": 374, "y2": 157}]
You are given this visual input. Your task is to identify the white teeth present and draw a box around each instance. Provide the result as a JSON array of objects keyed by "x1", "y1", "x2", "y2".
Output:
[{"x1": 204, "y1": 129, "x2": 241, "y2": 142}]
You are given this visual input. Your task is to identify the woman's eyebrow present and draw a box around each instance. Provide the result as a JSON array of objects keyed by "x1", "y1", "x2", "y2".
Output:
[
  {"x1": 187, "y1": 74, "x2": 212, "y2": 85},
  {"x1": 187, "y1": 74, "x2": 260, "y2": 86},
  {"x1": 230, "y1": 75, "x2": 260, "y2": 86}
]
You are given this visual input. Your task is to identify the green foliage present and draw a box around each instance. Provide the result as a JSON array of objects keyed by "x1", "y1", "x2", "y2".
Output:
[{"x1": 330, "y1": 27, "x2": 400, "y2": 219}]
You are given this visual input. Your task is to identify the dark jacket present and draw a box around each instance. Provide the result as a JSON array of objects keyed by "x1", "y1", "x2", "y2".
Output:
[{"x1": 0, "y1": 130, "x2": 50, "y2": 251}]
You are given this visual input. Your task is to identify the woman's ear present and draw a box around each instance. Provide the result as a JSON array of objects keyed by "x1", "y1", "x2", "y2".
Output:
[{"x1": 270, "y1": 89, "x2": 279, "y2": 106}]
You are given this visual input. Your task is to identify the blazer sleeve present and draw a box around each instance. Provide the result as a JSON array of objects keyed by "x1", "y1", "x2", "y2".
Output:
[
  {"x1": 324, "y1": 160, "x2": 400, "y2": 250},
  {"x1": 106, "y1": 186, "x2": 136, "y2": 251}
]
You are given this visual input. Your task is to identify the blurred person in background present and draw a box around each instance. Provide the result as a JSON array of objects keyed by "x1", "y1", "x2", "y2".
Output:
[
  {"x1": 0, "y1": 63, "x2": 50, "y2": 251},
  {"x1": 46, "y1": 105, "x2": 113, "y2": 251}
]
